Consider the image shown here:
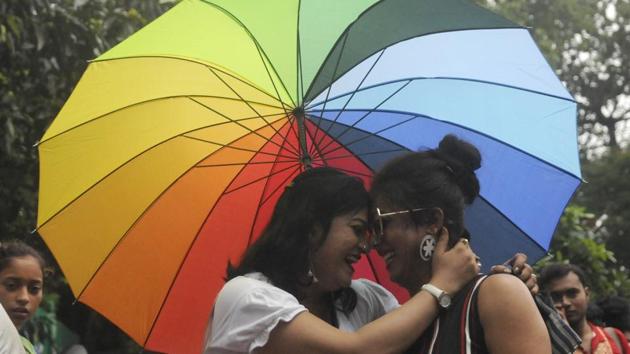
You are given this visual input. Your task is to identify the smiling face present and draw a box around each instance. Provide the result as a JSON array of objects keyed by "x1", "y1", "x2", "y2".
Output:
[
  {"x1": 0, "y1": 255, "x2": 44, "y2": 329},
  {"x1": 310, "y1": 209, "x2": 370, "y2": 292},
  {"x1": 374, "y1": 203, "x2": 434, "y2": 292}
]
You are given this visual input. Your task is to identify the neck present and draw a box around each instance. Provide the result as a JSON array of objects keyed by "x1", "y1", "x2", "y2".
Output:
[
  {"x1": 300, "y1": 287, "x2": 337, "y2": 325},
  {"x1": 573, "y1": 317, "x2": 591, "y2": 338}
]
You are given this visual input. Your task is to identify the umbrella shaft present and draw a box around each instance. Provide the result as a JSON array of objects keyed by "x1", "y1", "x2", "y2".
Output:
[{"x1": 295, "y1": 110, "x2": 312, "y2": 168}]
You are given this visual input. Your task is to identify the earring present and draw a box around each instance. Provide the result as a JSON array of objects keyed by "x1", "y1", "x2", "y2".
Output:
[
  {"x1": 419, "y1": 234, "x2": 436, "y2": 261},
  {"x1": 307, "y1": 268, "x2": 319, "y2": 284}
]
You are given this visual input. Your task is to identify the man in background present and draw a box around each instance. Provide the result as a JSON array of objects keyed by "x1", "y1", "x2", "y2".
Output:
[{"x1": 539, "y1": 263, "x2": 630, "y2": 354}]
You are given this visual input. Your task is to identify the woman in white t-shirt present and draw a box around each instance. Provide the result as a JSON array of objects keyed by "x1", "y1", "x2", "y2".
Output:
[{"x1": 206, "y1": 167, "x2": 480, "y2": 354}]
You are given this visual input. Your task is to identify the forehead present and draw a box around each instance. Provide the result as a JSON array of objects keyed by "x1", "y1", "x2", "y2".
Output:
[
  {"x1": 0, "y1": 256, "x2": 43, "y2": 280},
  {"x1": 335, "y1": 208, "x2": 368, "y2": 222},
  {"x1": 546, "y1": 271, "x2": 584, "y2": 292}
]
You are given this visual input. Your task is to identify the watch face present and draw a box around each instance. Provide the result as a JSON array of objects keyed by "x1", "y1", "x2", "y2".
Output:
[{"x1": 439, "y1": 295, "x2": 451, "y2": 308}]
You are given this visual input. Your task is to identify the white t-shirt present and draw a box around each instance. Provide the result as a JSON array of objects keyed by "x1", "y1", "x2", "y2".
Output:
[
  {"x1": 0, "y1": 303, "x2": 25, "y2": 354},
  {"x1": 205, "y1": 272, "x2": 399, "y2": 353}
]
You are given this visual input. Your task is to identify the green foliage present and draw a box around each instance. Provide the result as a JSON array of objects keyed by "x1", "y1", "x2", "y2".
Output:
[
  {"x1": 536, "y1": 205, "x2": 630, "y2": 299},
  {"x1": 22, "y1": 293, "x2": 60, "y2": 354},
  {"x1": 578, "y1": 148, "x2": 630, "y2": 269},
  {"x1": 1, "y1": 1, "x2": 172, "y2": 352}
]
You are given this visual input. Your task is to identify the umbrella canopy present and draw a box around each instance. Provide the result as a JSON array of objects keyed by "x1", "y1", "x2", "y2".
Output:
[{"x1": 37, "y1": 0, "x2": 580, "y2": 352}]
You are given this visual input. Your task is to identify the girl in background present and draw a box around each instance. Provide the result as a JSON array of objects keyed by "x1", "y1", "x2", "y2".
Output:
[{"x1": 0, "y1": 240, "x2": 45, "y2": 354}]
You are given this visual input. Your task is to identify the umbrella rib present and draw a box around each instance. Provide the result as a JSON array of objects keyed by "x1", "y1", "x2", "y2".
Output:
[
  {"x1": 140, "y1": 120, "x2": 296, "y2": 347},
  {"x1": 310, "y1": 32, "x2": 350, "y2": 149},
  {"x1": 70, "y1": 138, "x2": 260, "y2": 306},
  {"x1": 200, "y1": 1, "x2": 296, "y2": 107},
  {"x1": 256, "y1": 166, "x2": 302, "y2": 215},
  {"x1": 181, "y1": 134, "x2": 297, "y2": 161},
  {"x1": 86, "y1": 55, "x2": 289, "y2": 109},
  {"x1": 242, "y1": 127, "x2": 303, "y2": 247},
  {"x1": 196, "y1": 160, "x2": 298, "y2": 168},
  {"x1": 313, "y1": 48, "x2": 387, "y2": 149},
  {"x1": 316, "y1": 149, "x2": 408, "y2": 163},
  {"x1": 317, "y1": 80, "x2": 412, "y2": 154},
  {"x1": 205, "y1": 67, "x2": 301, "y2": 156},
  {"x1": 326, "y1": 106, "x2": 583, "y2": 179},
  {"x1": 296, "y1": 0, "x2": 304, "y2": 104},
  {"x1": 35, "y1": 115, "x2": 294, "y2": 231},
  {"x1": 188, "y1": 97, "x2": 299, "y2": 157},
  {"x1": 302, "y1": 0, "x2": 385, "y2": 102},
  {"x1": 37, "y1": 95, "x2": 286, "y2": 146},
  {"x1": 475, "y1": 194, "x2": 551, "y2": 256},
  {"x1": 304, "y1": 120, "x2": 329, "y2": 167},
  {"x1": 303, "y1": 25, "x2": 529, "y2": 103},
  {"x1": 223, "y1": 162, "x2": 301, "y2": 195},
  {"x1": 308, "y1": 76, "x2": 577, "y2": 110},
  {"x1": 317, "y1": 114, "x2": 418, "y2": 157}
]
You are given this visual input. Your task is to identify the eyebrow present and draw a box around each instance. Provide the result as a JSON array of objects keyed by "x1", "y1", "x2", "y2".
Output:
[{"x1": 2, "y1": 277, "x2": 43, "y2": 283}]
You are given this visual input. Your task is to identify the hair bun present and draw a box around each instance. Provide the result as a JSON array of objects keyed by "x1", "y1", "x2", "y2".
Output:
[{"x1": 435, "y1": 134, "x2": 481, "y2": 204}]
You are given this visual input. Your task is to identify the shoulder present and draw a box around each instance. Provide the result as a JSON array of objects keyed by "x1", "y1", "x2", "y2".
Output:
[
  {"x1": 215, "y1": 273, "x2": 302, "y2": 313},
  {"x1": 209, "y1": 274, "x2": 307, "y2": 352},
  {"x1": 478, "y1": 273, "x2": 529, "y2": 296},
  {"x1": 476, "y1": 273, "x2": 537, "y2": 320}
]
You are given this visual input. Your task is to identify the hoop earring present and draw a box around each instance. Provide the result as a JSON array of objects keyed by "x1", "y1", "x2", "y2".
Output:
[{"x1": 419, "y1": 234, "x2": 436, "y2": 261}]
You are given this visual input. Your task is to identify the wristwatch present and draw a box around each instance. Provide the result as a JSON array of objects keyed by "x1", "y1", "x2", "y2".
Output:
[{"x1": 421, "y1": 283, "x2": 452, "y2": 309}]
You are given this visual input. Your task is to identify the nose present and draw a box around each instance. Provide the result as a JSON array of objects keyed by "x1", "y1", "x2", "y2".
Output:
[
  {"x1": 15, "y1": 286, "x2": 29, "y2": 305},
  {"x1": 560, "y1": 295, "x2": 571, "y2": 308}
]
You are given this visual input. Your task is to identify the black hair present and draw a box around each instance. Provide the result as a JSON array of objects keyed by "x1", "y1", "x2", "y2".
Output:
[
  {"x1": 596, "y1": 296, "x2": 630, "y2": 331},
  {"x1": 226, "y1": 167, "x2": 371, "y2": 313},
  {"x1": 0, "y1": 240, "x2": 47, "y2": 275},
  {"x1": 538, "y1": 263, "x2": 589, "y2": 291},
  {"x1": 371, "y1": 134, "x2": 481, "y2": 245}
]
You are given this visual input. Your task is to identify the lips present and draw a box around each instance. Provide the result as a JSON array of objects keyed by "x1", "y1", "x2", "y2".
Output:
[{"x1": 8, "y1": 307, "x2": 30, "y2": 320}]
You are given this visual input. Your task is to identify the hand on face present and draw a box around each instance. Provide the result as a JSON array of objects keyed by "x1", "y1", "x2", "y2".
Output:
[
  {"x1": 429, "y1": 228, "x2": 479, "y2": 295},
  {"x1": 490, "y1": 253, "x2": 539, "y2": 295}
]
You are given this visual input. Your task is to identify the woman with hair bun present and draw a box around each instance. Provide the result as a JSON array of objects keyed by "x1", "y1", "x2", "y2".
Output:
[{"x1": 371, "y1": 134, "x2": 551, "y2": 353}]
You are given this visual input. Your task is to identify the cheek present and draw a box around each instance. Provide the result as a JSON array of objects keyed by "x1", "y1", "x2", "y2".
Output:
[{"x1": 31, "y1": 294, "x2": 43, "y2": 308}]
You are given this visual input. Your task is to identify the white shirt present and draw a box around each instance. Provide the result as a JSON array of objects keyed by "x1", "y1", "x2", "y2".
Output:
[
  {"x1": 205, "y1": 272, "x2": 399, "y2": 353},
  {"x1": 0, "y1": 303, "x2": 26, "y2": 354}
]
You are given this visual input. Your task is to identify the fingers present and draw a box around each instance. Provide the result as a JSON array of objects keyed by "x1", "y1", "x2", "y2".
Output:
[
  {"x1": 490, "y1": 265, "x2": 513, "y2": 274},
  {"x1": 525, "y1": 275, "x2": 539, "y2": 295},
  {"x1": 433, "y1": 227, "x2": 450, "y2": 256},
  {"x1": 508, "y1": 252, "x2": 528, "y2": 274}
]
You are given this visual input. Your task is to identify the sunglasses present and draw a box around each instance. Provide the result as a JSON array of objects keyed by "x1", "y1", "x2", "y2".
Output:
[{"x1": 373, "y1": 207, "x2": 437, "y2": 245}]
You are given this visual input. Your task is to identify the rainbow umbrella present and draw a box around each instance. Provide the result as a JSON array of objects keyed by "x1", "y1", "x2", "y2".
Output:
[{"x1": 37, "y1": 0, "x2": 580, "y2": 352}]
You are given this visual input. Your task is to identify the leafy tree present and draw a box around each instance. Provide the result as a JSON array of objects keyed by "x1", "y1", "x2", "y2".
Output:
[
  {"x1": 536, "y1": 205, "x2": 630, "y2": 299},
  {"x1": 577, "y1": 148, "x2": 630, "y2": 269},
  {"x1": 481, "y1": 0, "x2": 630, "y2": 154},
  {"x1": 1, "y1": 1, "x2": 172, "y2": 352}
]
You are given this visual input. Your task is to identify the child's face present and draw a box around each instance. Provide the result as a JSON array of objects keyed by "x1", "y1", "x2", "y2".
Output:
[{"x1": 0, "y1": 255, "x2": 43, "y2": 329}]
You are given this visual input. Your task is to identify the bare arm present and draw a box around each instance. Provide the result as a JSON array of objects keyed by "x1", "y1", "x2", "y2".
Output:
[
  {"x1": 257, "y1": 230, "x2": 479, "y2": 354},
  {"x1": 478, "y1": 274, "x2": 551, "y2": 354},
  {"x1": 258, "y1": 290, "x2": 441, "y2": 354}
]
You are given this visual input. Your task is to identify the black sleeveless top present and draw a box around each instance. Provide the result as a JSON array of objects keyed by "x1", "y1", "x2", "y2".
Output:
[{"x1": 406, "y1": 275, "x2": 489, "y2": 354}]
